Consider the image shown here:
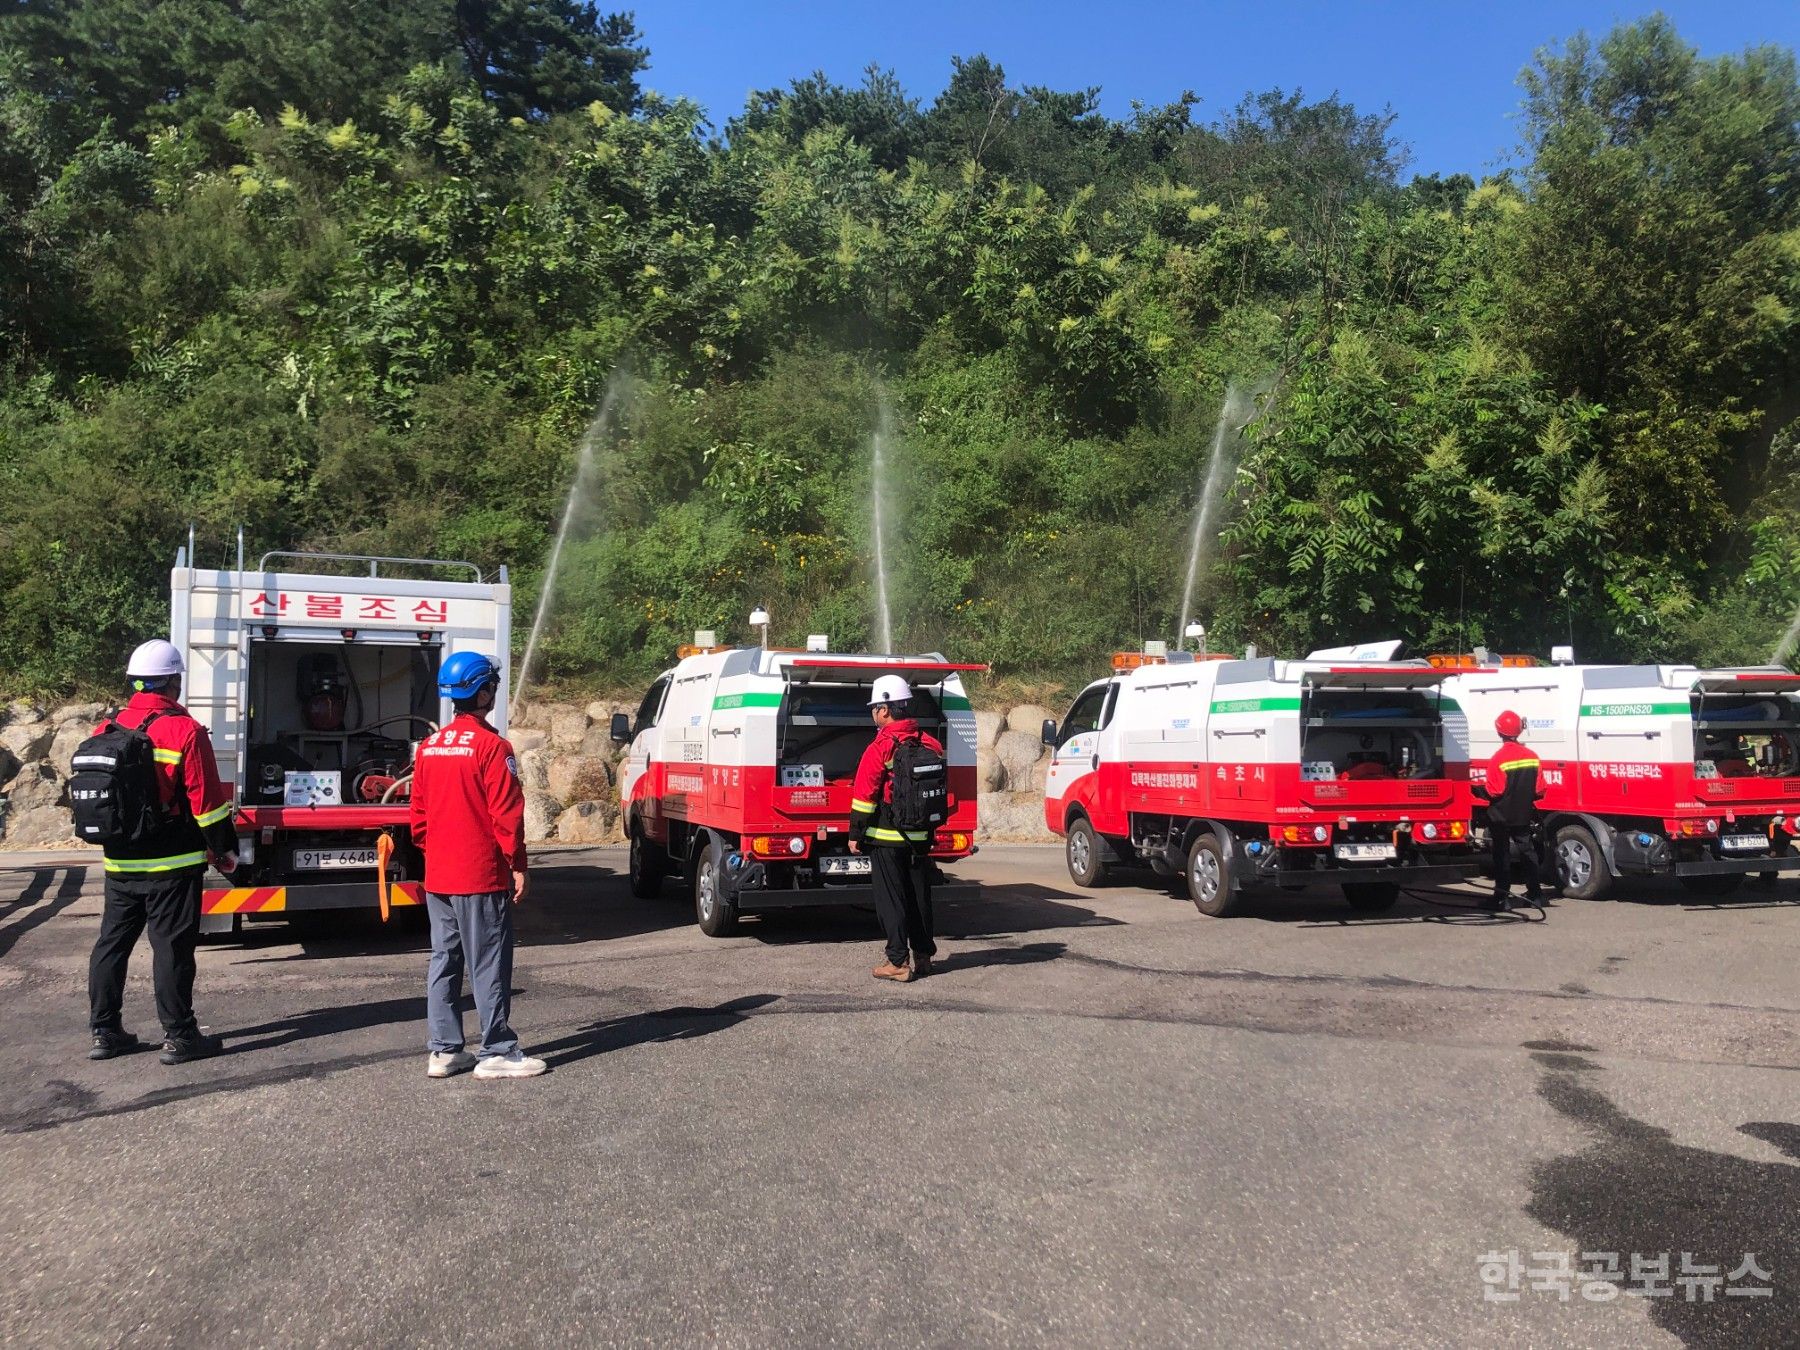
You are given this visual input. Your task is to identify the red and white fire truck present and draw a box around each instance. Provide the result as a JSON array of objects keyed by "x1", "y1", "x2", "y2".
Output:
[
  {"x1": 615, "y1": 639, "x2": 984, "y2": 935},
  {"x1": 1041, "y1": 644, "x2": 1485, "y2": 915},
  {"x1": 1440, "y1": 658, "x2": 1800, "y2": 898},
  {"x1": 170, "y1": 537, "x2": 512, "y2": 931}
]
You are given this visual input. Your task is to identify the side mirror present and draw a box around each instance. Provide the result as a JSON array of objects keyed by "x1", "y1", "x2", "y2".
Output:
[
  {"x1": 610, "y1": 712, "x2": 632, "y2": 744},
  {"x1": 1041, "y1": 718, "x2": 1058, "y2": 748}
]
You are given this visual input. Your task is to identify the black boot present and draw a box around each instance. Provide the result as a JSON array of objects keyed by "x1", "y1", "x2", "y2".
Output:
[
  {"x1": 159, "y1": 1032, "x2": 224, "y2": 1065},
  {"x1": 88, "y1": 1027, "x2": 142, "y2": 1061}
]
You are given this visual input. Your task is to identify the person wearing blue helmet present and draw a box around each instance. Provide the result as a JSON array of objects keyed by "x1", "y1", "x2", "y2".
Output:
[{"x1": 408, "y1": 650, "x2": 545, "y2": 1078}]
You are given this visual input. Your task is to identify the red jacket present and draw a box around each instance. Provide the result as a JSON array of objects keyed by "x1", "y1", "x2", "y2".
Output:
[
  {"x1": 408, "y1": 712, "x2": 527, "y2": 894},
  {"x1": 849, "y1": 718, "x2": 945, "y2": 846},
  {"x1": 96, "y1": 691, "x2": 236, "y2": 873},
  {"x1": 1479, "y1": 737, "x2": 1542, "y2": 828}
]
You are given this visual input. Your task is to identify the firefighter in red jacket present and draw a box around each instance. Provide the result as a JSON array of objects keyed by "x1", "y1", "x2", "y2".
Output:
[
  {"x1": 408, "y1": 651, "x2": 545, "y2": 1079},
  {"x1": 88, "y1": 640, "x2": 238, "y2": 1064},
  {"x1": 849, "y1": 675, "x2": 942, "y2": 982},
  {"x1": 1473, "y1": 709, "x2": 1545, "y2": 912}
]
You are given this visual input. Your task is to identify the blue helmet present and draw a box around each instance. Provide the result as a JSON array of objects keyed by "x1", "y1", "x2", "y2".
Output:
[{"x1": 438, "y1": 651, "x2": 499, "y2": 700}]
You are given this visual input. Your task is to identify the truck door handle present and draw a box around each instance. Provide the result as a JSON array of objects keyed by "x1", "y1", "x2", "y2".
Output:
[
  {"x1": 711, "y1": 727, "x2": 740, "y2": 738},
  {"x1": 1091, "y1": 754, "x2": 1099, "y2": 771}
]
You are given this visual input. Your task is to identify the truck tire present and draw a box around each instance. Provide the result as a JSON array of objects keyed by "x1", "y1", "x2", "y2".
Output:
[
  {"x1": 1065, "y1": 817, "x2": 1111, "y2": 888},
  {"x1": 1186, "y1": 832, "x2": 1240, "y2": 917},
  {"x1": 1552, "y1": 823, "x2": 1612, "y2": 901},
  {"x1": 1679, "y1": 873, "x2": 1744, "y2": 899},
  {"x1": 692, "y1": 836, "x2": 739, "y2": 937},
  {"x1": 629, "y1": 827, "x2": 668, "y2": 899},
  {"x1": 1342, "y1": 881, "x2": 1400, "y2": 913}
]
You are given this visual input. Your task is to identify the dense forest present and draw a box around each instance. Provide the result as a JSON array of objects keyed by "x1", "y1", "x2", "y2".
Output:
[{"x1": 3, "y1": 3, "x2": 1799, "y2": 695}]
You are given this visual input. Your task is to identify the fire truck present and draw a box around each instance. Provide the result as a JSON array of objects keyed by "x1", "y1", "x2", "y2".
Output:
[
  {"x1": 1440, "y1": 659, "x2": 1800, "y2": 898},
  {"x1": 1041, "y1": 643, "x2": 1484, "y2": 915},
  {"x1": 615, "y1": 638, "x2": 984, "y2": 935},
  {"x1": 170, "y1": 535, "x2": 512, "y2": 932}
]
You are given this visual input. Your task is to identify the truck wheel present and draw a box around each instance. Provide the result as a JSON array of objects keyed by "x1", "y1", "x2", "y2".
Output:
[
  {"x1": 629, "y1": 828, "x2": 668, "y2": 899},
  {"x1": 1186, "y1": 833, "x2": 1240, "y2": 917},
  {"x1": 1065, "y1": 817, "x2": 1111, "y2": 888},
  {"x1": 692, "y1": 836, "x2": 739, "y2": 937},
  {"x1": 1553, "y1": 824, "x2": 1612, "y2": 901},
  {"x1": 1679, "y1": 873, "x2": 1744, "y2": 899},
  {"x1": 1342, "y1": 882, "x2": 1400, "y2": 913}
]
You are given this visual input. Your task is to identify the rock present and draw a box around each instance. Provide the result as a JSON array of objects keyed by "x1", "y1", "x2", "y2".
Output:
[
  {"x1": 549, "y1": 706, "x2": 590, "y2": 749},
  {"x1": 0, "y1": 744, "x2": 17, "y2": 785},
  {"x1": 517, "y1": 748, "x2": 551, "y2": 792},
  {"x1": 1, "y1": 805, "x2": 82, "y2": 849},
  {"x1": 585, "y1": 700, "x2": 632, "y2": 727},
  {"x1": 523, "y1": 789, "x2": 560, "y2": 843},
  {"x1": 45, "y1": 722, "x2": 91, "y2": 775},
  {"x1": 6, "y1": 700, "x2": 46, "y2": 726},
  {"x1": 3, "y1": 762, "x2": 65, "y2": 814},
  {"x1": 510, "y1": 728, "x2": 549, "y2": 754},
  {"x1": 992, "y1": 729, "x2": 1047, "y2": 792},
  {"x1": 977, "y1": 740, "x2": 1005, "y2": 793},
  {"x1": 0, "y1": 721, "x2": 55, "y2": 766},
  {"x1": 976, "y1": 791, "x2": 1053, "y2": 842},
  {"x1": 579, "y1": 726, "x2": 626, "y2": 759},
  {"x1": 554, "y1": 798, "x2": 618, "y2": 844},
  {"x1": 973, "y1": 709, "x2": 1004, "y2": 750},
  {"x1": 546, "y1": 754, "x2": 614, "y2": 806},
  {"x1": 51, "y1": 702, "x2": 107, "y2": 727},
  {"x1": 1005, "y1": 704, "x2": 1055, "y2": 738}
]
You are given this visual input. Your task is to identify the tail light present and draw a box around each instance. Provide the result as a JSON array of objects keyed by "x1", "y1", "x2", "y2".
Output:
[
  {"x1": 750, "y1": 835, "x2": 809, "y2": 858},
  {"x1": 1418, "y1": 821, "x2": 1467, "y2": 843},
  {"x1": 1277, "y1": 824, "x2": 1330, "y2": 846},
  {"x1": 1666, "y1": 818, "x2": 1719, "y2": 838},
  {"x1": 934, "y1": 832, "x2": 973, "y2": 853}
]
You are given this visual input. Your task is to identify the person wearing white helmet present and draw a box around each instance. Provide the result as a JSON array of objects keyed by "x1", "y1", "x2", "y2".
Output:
[
  {"x1": 849, "y1": 674, "x2": 946, "y2": 981},
  {"x1": 83, "y1": 638, "x2": 238, "y2": 1064}
]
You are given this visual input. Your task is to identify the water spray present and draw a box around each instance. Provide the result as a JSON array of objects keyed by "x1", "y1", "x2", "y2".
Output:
[{"x1": 1178, "y1": 382, "x2": 1261, "y2": 642}]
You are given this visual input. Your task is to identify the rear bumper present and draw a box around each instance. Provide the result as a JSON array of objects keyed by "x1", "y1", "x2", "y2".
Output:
[
  {"x1": 1667, "y1": 855, "x2": 1800, "y2": 878},
  {"x1": 736, "y1": 881, "x2": 981, "y2": 910},
  {"x1": 202, "y1": 880, "x2": 421, "y2": 915}
]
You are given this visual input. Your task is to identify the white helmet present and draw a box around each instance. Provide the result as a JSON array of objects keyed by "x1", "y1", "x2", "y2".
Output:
[
  {"x1": 126, "y1": 639, "x2": 185, "y2": 678},
  {"x1": 869, "y1": 674, "x2": 913, "y2": 707}
]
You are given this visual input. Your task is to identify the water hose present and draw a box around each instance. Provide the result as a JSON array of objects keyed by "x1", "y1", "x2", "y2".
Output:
[{"x1": 376, "y1": 831, "x2": 394, "y2": 922}]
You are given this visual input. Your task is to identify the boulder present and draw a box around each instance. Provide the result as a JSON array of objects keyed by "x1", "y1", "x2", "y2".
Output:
[
  {"x1": 976, "y1": 791, "x2": 1053, "y2": 842},
  {"x1": 546, "y1": 754, "x2": 614, "y2": 806},
  {"x1": 51, "y1": 702, "x2": 107, "y2": 727},
  {"x1": 2, "y1": 805, "x2": 82, "y2": 849},
  {"x1": 45, "y1": 722, "x2": 91, "y2": 775},
  {"x1": 0, "y1": 744, "x2": 17, "y2": 786},
  {"x1": 579, "y1": 726, "x2": 626, "y2": 759},
  {"x1": 973, "y1": 708, "x2": 1004, "y2": 750},
  {"x1": 1005, "y1": 704, "x2": 1055, "y2": 738},
  {"x1": 0, "y1": 721, "x2": 55, "y2": 766},
  {"x1": 523, "y1": 789, "x2": 560, "y2": 843},
  {"x1": 977, "y1": 740, "x2": 1005, "y2": 793},
  {"x1": 3, "y1": 762, "x2": 65, "y2": 815},
  {"x1": 6, "y1": 700, "x2": 46, "y2": 726},
  {"x1": 554, "y1": 798, "x2": 618, "y2": 844},
  {"x1": 517, "y1": 748, "x2": 552, "y2": 792},
  {"x1": 585, "y1": 700, "x2": 632, "y2": 726},
  {"x1": 992, "y1": 729, "x2": 1047, "y2": 792},
  {"x1": 510, "y1": 728, "x2": 549, "y2": 754},
  {"x1": 549, "y1": 706, "x2": 590, "y2": 749}
]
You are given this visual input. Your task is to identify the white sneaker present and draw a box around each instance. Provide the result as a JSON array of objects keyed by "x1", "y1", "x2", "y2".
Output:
[
  {"x1": 473, "y1": 1051, "x2": 548, "y2": 1079},
  {"x1": 427, "y1": 1050, "x2": 477, "y2": 1078}
]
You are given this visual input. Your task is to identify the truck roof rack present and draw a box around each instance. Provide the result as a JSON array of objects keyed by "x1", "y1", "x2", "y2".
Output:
[{"x1": 256, "y1": 551, "x2": 487, "y2": 582}]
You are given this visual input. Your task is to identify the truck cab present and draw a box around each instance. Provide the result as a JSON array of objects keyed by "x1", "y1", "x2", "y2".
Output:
[
  {"x1": 619, "y1": 643, "x2": 984, "y2": 936},
  {"x1": 1044, "y1": 647, "x2": 1481, "y2": 916},
  {"x1": 172, "y1": 541, "x2": 511, "y2": 930}
]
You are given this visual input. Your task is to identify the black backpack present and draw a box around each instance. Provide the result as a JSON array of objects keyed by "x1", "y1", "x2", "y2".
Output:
[
  {"x1": 68, "y1": 711, "x2": 170, "y2": 847},
  {"x1": 887, "y1": 734, "x2": 950, "y2": 832}
]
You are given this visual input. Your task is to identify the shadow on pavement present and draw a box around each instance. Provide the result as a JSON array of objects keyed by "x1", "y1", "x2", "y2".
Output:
[
  {"x1": 740, "y1": 882, "x2": 1120, "y2": 948},
  {"x1": 536, "y1": 993, "x2": 779, "y2": 1069},
  {"x1": 226, "y1": 994, "x2": 425, "y2": 1054},
  {"x1": 1526, "y1": 1042, "x2": 1800, "y2": 1343},
  {"x1": 0, "y1": 864, "x2": 89, "y2": 959}
]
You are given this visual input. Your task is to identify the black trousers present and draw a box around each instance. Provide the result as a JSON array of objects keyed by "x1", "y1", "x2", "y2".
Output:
[
  {"x1": 89, "y1": 869, "x2": 203, "y2": 1038},
  {"x1": 870, "y1": 846, "x2": 935, "y2": 966},
  {"x1": 1491, "y1": 824, "x2": 1543, "y2": 900}
]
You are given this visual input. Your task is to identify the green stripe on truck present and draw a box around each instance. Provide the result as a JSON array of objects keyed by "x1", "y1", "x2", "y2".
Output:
[
  {"x1": 1579, "y1": 701, "x2": 1690, "y2": 717},
  {"x1": 1210, "y1": 696, "x2": 1303, "y2": 714},
  {"x1": 712, "y1": 691, "x2": 784, "y2": 710}
]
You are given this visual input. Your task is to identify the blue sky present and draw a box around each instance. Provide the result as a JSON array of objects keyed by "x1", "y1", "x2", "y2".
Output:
[{"x1": 631, "y1": 1, "x2": 1800, "y2": 178}]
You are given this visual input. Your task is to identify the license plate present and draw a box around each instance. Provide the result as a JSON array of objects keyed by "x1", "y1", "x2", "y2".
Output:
[
  {"x1": 1721, "y1": 834, "x2": 1767, "y2": 852},
  {"x1": 293, "y1": 848, "x2": 378, "y2": 871},
  {"x1": 820, "y1": 856, "x2": 872, "y2": 877},
  {"x1": 1334, "y1": 842, "x2": 1397, "y2": 862}
]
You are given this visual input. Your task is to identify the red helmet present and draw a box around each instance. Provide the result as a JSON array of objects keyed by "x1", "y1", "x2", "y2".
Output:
[{"x1": 1495, "y1": 710, "x2": 1523, "y2": 738}]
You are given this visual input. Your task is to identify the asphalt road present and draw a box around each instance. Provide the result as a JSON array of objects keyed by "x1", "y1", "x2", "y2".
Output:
[{"x1": 2, "y1": 845, "x2": 1797, "y2": 1348}]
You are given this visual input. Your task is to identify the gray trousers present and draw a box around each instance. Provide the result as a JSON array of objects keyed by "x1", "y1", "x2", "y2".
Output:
[{"x1": 425, "y1": 890, "x2": 519, "y2": 1058}]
